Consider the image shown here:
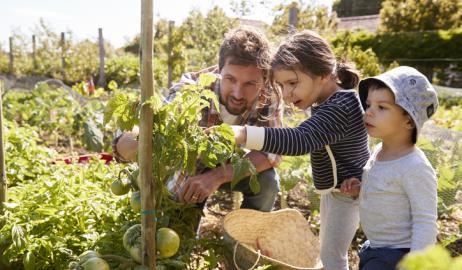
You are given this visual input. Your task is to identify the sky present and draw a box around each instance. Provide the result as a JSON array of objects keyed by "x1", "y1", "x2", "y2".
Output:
[{"x1": 0, "y1": 0, "x2": 333, "y2": 49}]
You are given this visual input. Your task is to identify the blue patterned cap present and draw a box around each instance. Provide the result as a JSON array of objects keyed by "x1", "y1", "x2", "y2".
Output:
[{"x1": 359, "y1": 66, "x2": 439, "y2": 138}]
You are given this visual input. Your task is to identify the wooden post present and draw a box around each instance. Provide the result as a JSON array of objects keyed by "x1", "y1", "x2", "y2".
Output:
[
  {"x1": 60, "y1": 32, "x2": 66, "y2": 80},
  {"x1": 32, "y1": 35, "x2": 37, "y2": 71},
  {"x1": 167, "y1": 20, "x2": 174, "y2": 88},
  {"x1": 140, "y1": 0, "x2": 156, "y2": 268},
  {"x1": 288, "y1": 4, "x2": 298, "y2": 33},
  {"x1": 0, "y1": 80, "x2": 6, "y2": 215},
  {"x1": 8, "y1": 37, "x2": 13, "y2": 75},
  {"x1": 97, "y1": 28, "x2": 106, "y2": 87}
]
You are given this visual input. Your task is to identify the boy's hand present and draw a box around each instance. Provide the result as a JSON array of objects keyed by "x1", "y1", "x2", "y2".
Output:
[{"x1": 340, "y1": 177, "x2": 361, "y2": 198}]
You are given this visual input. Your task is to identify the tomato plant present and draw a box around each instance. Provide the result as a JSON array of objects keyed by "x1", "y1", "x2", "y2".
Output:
[{"x1": 104, "y1": 73, "x2": 257, "y2": 268}]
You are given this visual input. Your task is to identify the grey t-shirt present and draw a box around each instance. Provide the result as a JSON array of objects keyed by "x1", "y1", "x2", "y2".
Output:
[{"x1": 359, "y1": 145, "x2": 437, "y2": 251}]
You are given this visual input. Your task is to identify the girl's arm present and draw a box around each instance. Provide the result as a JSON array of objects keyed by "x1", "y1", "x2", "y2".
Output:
[{"x1": 233, "y1": 104, "x2": 350, "y2": 156}]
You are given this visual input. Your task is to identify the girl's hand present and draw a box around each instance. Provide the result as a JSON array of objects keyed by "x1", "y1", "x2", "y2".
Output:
[
  {"x1": 230, "y1": 125, "x2": 247, "y2": 146},
  {"x1": 204, "y1": 125, "x2": 247, "y2": 146},
  {"x1": 340, "y1": 177, "x2": 361, "y2": 198}
]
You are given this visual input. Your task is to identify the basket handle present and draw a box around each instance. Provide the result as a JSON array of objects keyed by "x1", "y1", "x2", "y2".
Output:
[{"x1": 233, "y1": 242, "x2": 261, "y2": 270}]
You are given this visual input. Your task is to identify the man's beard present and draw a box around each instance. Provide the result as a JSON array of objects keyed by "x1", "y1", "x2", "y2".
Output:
[{"x1": 224, "y1": 96, "x2": 248, "y2": 115}]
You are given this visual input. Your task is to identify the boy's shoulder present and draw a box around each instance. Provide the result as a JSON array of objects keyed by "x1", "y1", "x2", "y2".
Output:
[
  {"x1": 407, "y1": 147, "x2": 433, "y2": 167},
  {"x1": 401, "y1": 148, "x2": 437, "y2": 185},
  {"x1": 369, "y1": 146, "x2": 436, "y2": 185},
  {"x1": 370, "y1": 145, "x2": 433, "y2": 169}
]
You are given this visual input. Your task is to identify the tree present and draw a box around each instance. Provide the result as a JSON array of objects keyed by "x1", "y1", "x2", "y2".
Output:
[
  {"x1": 230, "y1": 0, "x2": 272, "y2": 18},
  {"x1": 179, "y1": 7, "x2": 237, "y2": 71},
  {"x1": 379, "y1": 0, "x2": 462, "y2": 32},
  {"x1": 230, "y1": 0, "x2": 252, "y2": 17},
  {"x1": 0, "y1": 48, "x2": 7, "y2": 74},
  {"x1": 122, "y1": 7, "x2": 236, "y2": 88},
  {"x1": 269, "y1": 1, "x2": 338, "y2": 36}
]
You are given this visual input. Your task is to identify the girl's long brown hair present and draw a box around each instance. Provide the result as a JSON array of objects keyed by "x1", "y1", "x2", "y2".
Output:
[{"x1": 271, "y1": 30, "x2": 360, "y2": 90}]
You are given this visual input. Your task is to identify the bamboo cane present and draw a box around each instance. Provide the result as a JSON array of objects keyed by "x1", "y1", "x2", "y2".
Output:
[
  {"x1": 0, "y1": 80, "x2": 7, "y2": 215},
  {"x1": 140, "y1": 0, "x2": 156, "y2": 268}
]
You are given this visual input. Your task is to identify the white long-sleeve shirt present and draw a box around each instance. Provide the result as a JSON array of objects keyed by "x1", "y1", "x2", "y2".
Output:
[{"x1": 359, "y1": 145, "x2": 438, "y2": 251}]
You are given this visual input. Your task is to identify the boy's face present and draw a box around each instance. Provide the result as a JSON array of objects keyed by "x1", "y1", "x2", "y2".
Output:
[
  {"x1": 219, "y1": 59, "x2": 264, "y2": 115},
  {"x1": 364, "y1": 88, "x2": 414, "y2": 142}
]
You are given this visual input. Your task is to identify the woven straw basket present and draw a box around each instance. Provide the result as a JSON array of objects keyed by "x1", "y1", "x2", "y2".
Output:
[{"x1": 223, "y1": 208, "x2": 323, "y2": 270}]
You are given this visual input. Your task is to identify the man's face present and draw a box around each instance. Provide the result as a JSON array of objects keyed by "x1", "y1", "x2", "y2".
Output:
[{"x1": 219, "y1": 60, "x2": 264, "y2": 115}]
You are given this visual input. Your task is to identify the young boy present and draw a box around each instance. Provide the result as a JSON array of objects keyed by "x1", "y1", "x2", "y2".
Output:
[{"x1": 341, "y1": 66, "x2": 439, "y2": 270}]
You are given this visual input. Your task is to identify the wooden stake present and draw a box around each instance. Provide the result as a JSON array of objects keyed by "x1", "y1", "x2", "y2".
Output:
[
  {"x1": 0, "y1": 80, "x2": 7, "y2": 215},
  {"x1": 167, "y1": 20, "x2": 174, "y2": 88},
  {"x1": 8, "y1": 37, "x2": 13, "y2": 75},
  {"x1": 97, "y1": 28, "x2": 106, "y2": 87},
  {"x1": 60, "y1": 32, "x2": 66, "y2": 80},
  {"x1": 288, "y1": 4, "x2": 298, "y2": 33},
  {"x1": 140, "y1": 0, "x2": 156, "y2": 268},
  {"x1": 32, "y1": 35, "x2": 37, "y2": 71}
]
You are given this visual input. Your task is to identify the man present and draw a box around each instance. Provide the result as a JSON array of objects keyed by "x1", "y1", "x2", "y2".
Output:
[{"x1": 113, "y1": 27, "x2": 282, "y2": 212}]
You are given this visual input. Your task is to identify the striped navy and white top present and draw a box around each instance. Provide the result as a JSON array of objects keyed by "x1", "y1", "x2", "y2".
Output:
[{"x1": 246, "y1": 90, "x2": 370, "y2": 191}]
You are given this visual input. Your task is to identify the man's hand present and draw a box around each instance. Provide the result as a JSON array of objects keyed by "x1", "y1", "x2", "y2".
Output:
[
  {"x1": 176, "y1": 168, "x2": 230, "y2": 204},
  {"x1": 116, "y1": 131, "x2": 139, "y2": 162},
  {"x1": 340, "y1": 177, "x2": 361, "y2": 198}
]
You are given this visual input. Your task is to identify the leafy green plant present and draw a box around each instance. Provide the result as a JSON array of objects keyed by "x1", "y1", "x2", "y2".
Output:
[
  {"x1": 0, "y1": 157, "x2": 132, "y2": 269},
  {"x1": 433, "y1": 105, "x2": 462, "y2": 131},
  {"x1": 105, "y1": 55, "x2": 140, "y2": 87},
  {"x1": 104, "y1": 73, "x2": 257, "y2": 267},
  {"x1": 399, "y1": 245, "x2": 462, "y2": 270},
  {"x1": 3, "y1": 83, "x2": 78, "y2": 145},
  {"x1": 3, "y1": 82, "x2": 115, "y2": 153},
  {"x1": 4, "y1": 120, "x2": 56, "y2": 186},
  {"x1": 418, "y1": 137, "x2": 462, "y2": 213},
  {"x1": 331, "y1": 31, "x2": 382, "y2": 78}
]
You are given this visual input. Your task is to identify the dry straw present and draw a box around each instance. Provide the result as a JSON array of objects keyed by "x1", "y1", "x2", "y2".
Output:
[{"x1": 223, "y1": 208, "x2": 323, "y2": 270}]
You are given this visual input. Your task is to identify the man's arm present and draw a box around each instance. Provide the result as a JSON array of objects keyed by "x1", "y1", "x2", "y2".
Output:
[
  {"x1": 177, "y1": 150, "x2": 278, "y2": 204},
  {"x1": 114, "y1": 127, "x2": 279, "y2": 199}
]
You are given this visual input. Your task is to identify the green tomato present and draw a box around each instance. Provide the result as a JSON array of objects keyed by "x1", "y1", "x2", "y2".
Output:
[
  {"x1": 123, "y1": 224, "x2": 142, "y2": 263},
  {"x1": 156, "y1": 228, "x2": 180, "y2": 259},
  {"x1": 78, "y1": 250, "x2": 101, "y2": 264},
  {"x1": 123, "y1": 225, "x2": 181, "y2": 263},
  {"x1": 110, "y1": 178, "x2": 131, "y2": 196},
  {"x1": 68, "y1": 261, "x2": 80, "y2": 270},
  {"x1": 81, "y1": 257, "x2": 110, "y2": 270}
]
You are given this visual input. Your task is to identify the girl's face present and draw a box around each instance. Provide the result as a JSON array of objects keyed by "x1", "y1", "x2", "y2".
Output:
[{"x1": 273, "y1": 68, "x2": 326, "y2": 110}]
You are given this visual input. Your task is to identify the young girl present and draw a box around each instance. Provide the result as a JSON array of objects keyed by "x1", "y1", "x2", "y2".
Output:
[
  {"x1": 231, "y1": 30, "x2": 370, "y2": 270},
  {"x1": 341, "y1": 66, "x2": 438, "y2": 270}
]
